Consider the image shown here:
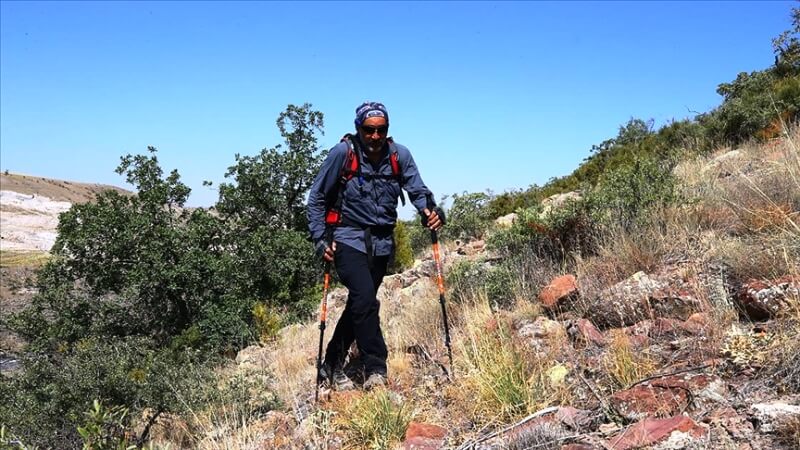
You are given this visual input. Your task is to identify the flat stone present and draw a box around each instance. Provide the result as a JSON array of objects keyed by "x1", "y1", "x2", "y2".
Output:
[
  {"x1": 749, "y1": 400, "x2": 800, "y2": 432},
  {"x1": 608, "y1": 416, "x2": 707, "y2": 450}
]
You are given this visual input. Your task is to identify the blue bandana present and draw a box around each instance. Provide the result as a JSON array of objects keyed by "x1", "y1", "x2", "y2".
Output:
[{"x1": 354, "y1": 101, "x2": 389, "y2": 128}]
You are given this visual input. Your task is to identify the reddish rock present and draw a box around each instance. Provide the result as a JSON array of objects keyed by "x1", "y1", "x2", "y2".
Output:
[
  {"x1": 610, "y1": 373, "x2": 727, "y2": 421},
  {"x1": 738, "y1": 276, "x2": 799, "y2": 320},
  {"x1": 586, "y1": 266, "x2": 709, "y2": 328},
  {"x1": 624, "y1": 332, "x2": 650, "y2": 348},
  {"x1": 649, "y1": 318, "x2": 686, "y2": 338},
  {"x1": 569, "y1": 319, "x2": 607, "y2": 346},
  {"x1": 608, "y1": 416, "x2": 707, "y2": 450},
  {"x1": 682, "y1": 313, "x2": 709, "y2": 334},
  {"x1": 561, "y1": 444, "x2": 599, "y2": 450},
  {"x1": 539, "y1": 274, "x2": 578, "y2": 309},
  {"x1": 705, "y1": 407, "x2": 754, "y2": 441},
  {"x1": 610, "y1": 385, "x2": 689, "y2": 421},
  {"x1": 403, "y1": 422, "x2": 447, "y2": 450}
]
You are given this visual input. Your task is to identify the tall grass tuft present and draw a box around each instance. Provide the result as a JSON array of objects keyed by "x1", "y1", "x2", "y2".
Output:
[
  {"x1": 604, "y1": 330, "x2": 656, "y2": 389},
  {"x1": 455, "y1": 301, "x2": 566, "y2": 425},
  {"x1": 336, "y1": 390, "x2": 412, "y2": 450}
]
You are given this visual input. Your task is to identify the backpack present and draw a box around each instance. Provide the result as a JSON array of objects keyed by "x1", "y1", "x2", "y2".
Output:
[{"x1": 324, "y1": 133, "x2": 405, "y2": 226}]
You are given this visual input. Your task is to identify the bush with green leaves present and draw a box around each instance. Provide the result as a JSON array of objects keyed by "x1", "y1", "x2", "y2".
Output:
[
  {"x1": 0, "y1": 337, "x2": 215, "y2": 448},
  {"x1": 585, "y1": 155, "x2": 680, "y2": 233},
  {"x1": 445, "y1": 259, "x2": 515, "y2": 307},
  {"x1": 443, "y1": 192, "x2": 493, "y2": 242},
  {"x1": 389, "y1": 220, "x2": 414, "y2": 273},
  {"x1": 6, "y1": 104, "x2": 323, "y2": 445}
]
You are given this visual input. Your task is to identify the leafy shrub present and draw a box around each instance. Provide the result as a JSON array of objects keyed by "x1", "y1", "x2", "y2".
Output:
[
  {"x1": 389, "y1": 220, "x2": 414, "y2": 273},
  {"x1": 403, "y1": 218, "x2": 431, "y2": 258},
  {"x1": 585, "y1": 155, "x2": 680, "y2": 233},
  {"x1": 252, "y1": 302, "x2": 283, "y2": 343},
  {"x1": 0, "y1": 337, "x2": 213, "y2": 448},
  {"x1": 446, "y1": 259, "x2": 490, "y2": 304},
  {"x1": 77, "y1": 400, "x2": 133, "y2": 450},
  {"x1": 443, "y1": 192, "x2": 493, "y2": 242}
]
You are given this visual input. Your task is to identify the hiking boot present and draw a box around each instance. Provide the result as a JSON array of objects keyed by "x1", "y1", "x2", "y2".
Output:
[
  {"x1": 332, "y1": 368, "x2": 356, "y2": 391},
  {"x1": 363, "y1": 373, "x2": 387, "y2": 390}
]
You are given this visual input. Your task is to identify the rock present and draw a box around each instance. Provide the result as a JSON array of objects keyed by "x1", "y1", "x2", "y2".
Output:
[
  {"x1": 567, "y1": 319, "x2": 606, "y2": 346},
  {"x1": 236, "y1": 345, "x2": 270, "y2": 370},
  {"x1": 701, "y1": 149, "x2": 743, "y2": 177},
  {"x1": 517, "y1": 316, "x2": 566, "y2": 355},
  {"x1": 456, "y1": 239, "x2": 487, "y2": 256},
  {"x1": 538, "y1": 274, "x2": 578, "y2": 309},
  {"x1": 402, "y1": 422, "x2": 447, "y2": 449},
  {"x1": 541, "y1": 191, "x2": 582, "y2": 217},
  {"x1": 749, "y1": 400, "x2": 800, "y2": 432},
  {"x1": 610, "y1": 373, "x2": 727, "y2": 422},
  {"x1": 518, "y1": 316, "x2": 565, "y2": 339},
  {"x1": 738, "y1": 276, "x2": 799, "y2": 320},
  {"x1": 495, "y1": 212, "x2": 517, "y2": 228},
  {"x1": 682, "y1": 313, "x2": 709, "y2": 334},
  {"x1": 482, "y1": 407, "x2": 591, "y2": 448},
  {"x1": 607, "y1": 416, "x2": 707, "y2": 450},
  {"x1": 587, "y1": 268, "x2": 706, "y2": 328},
  {"x1": 398, "y1": 277, "x2": 438, "y2": 305},
  {"x1": 246, "y1": 410, "x2": 296, "y2": 450},
  {"x1": 610, "y1": 385, "x2": 689, "y2": 422},
  {"x1": 705, "y1": 407, "x2": 755, "y2": 442}
]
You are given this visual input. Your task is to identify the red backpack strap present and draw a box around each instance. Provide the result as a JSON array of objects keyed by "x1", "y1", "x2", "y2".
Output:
[
  {"x1": 387, "y1": 139, "x2": 406, "y2": 206},
  {"x1": 325, "y1": 135, "x2": 360, "y2": 226}
]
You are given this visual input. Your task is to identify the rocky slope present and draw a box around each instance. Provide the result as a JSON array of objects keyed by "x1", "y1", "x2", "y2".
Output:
[{"x1": 0, "y1": 172, "x2": 128, "y2": 253}]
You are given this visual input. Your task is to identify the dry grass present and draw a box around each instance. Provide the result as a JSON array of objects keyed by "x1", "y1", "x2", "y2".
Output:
[
  {"x1": 451, "y1": 299, "x2": 568, "y2": 426},
  {"x1": 0, "y1": 171, "x2": 129, "y2": 203},
  {"x1": 335, "y1": 390, "x2": 412, "y2": 450},
  {"x1": 675, "y1": 126, "x2": 800, "y2": 281},
  {"x1": 775, "y1": 415, "x2": 800, "y2": 449},
  {"x1": 268, "y1": 323, "x2": 319, "y2": 416},
  {"x1": 0, "y1": 250, "x2": 50, "y2": 268},
  {"x1": 603, "y1": 330, "x2": 656, "y2": 389}
]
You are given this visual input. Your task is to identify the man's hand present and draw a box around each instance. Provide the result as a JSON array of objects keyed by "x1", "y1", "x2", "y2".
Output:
[
  {"x1": 316, "y1": 240, "x2": 337, "y2": 263},
  {"x1": 423, "y1": 208, "x2": 444, "y2": 231}
]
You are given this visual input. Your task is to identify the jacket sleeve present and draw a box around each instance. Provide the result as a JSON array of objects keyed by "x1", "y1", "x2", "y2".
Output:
[
  {"x1": 307, "y1": 142, "x2": 347, "y2": 243},
  {"x1": 398, "y1": 145, "x2": 435, "y2": 213}
]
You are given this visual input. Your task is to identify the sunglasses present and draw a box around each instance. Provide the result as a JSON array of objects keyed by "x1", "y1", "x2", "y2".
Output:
[{"x1": 360, "y1": 125, "x2": 389, "y2": 135}]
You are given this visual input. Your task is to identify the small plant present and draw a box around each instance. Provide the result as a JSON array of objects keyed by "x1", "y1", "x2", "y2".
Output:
[
  {"x1": 604, "y1": 330, "x2": 656, "y2": 389},
  {"x1": 456, "y1": 302, "x2": 563, "y2": 424},
  {"x1": 337, "y1": 390, "x2": 412, "y2": 450},
  {"x1": 252, "y1": 302, "x2": 283, "y2": 343},
  {"x1": 77, "y1": 400, "x2": 134, "y2": 450},
  {"x1": 389, "y1": 220, "x2": 414, "y2": 273}
]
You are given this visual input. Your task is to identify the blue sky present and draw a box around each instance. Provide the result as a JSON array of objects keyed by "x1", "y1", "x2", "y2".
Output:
[{"x1": 0, "y1": 1, "x2": 793, "y2": 216}]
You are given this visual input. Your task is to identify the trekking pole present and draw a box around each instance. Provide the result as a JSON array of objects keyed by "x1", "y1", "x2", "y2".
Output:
[
  {"x1": 314, "y1": 231, "x2": 333, "y2": 403},
  {"x1": 430, "y1": 227, "x2": 454, "y2": 376}
]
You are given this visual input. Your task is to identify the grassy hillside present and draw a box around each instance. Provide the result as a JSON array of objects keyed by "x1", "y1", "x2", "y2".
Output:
[{"x1": 0, "y1": 171, "x2": 129, "y2": 204}]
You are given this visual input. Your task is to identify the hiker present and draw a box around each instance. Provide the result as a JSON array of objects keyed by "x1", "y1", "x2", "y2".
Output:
[{"x1": 307, "y1": 101, "x2": 444, "y2": 391}]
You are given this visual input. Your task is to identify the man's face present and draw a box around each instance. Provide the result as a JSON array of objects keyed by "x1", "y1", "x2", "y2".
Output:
[{"x1": 357, "y1": 116, "x2": 389, "y2": 153}]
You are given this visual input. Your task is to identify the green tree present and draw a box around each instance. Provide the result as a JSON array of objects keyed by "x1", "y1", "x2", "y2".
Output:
[{"x1": 216, "y1": 103, "x2": 325, "y2": 231}]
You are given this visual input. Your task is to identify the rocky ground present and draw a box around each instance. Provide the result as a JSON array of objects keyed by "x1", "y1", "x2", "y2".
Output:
[{"x1": 191, "y1": 235, "x2": 799, "y2": 450}]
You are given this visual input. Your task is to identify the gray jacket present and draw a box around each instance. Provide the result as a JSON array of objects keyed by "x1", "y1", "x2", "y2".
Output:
[{"x1": 306, "y1": 137, "x2": 434, "y2": 256}]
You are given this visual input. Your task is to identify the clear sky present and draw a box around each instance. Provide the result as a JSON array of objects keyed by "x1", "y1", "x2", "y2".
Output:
[{"x1": 0, "y1": 1, "x2": 793, "y2": 217}]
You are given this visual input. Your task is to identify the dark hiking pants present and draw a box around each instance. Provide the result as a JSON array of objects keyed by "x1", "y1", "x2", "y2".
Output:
[{"x1": 323, "y1": 243, "x2": 390, "y2": 377}]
